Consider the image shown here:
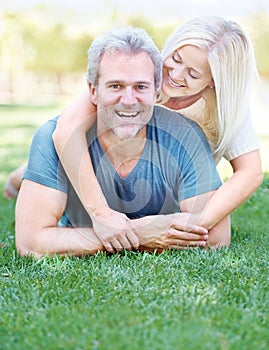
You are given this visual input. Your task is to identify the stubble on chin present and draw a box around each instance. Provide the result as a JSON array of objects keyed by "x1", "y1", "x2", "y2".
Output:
[{"x1": 112, "y1": 122, "x2": 145, "y2": 140}]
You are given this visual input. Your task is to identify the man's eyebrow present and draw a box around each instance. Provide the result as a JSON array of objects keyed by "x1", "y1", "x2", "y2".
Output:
[
  {"x1": 105, "y1": 80, "x2": 152, "y2": 85},
  {"x1": 136, "y1": 80, "x2": 152, "y2": 85},
  {"x1": 105, "y1": 80, "x2": 122, "y2": 85}
]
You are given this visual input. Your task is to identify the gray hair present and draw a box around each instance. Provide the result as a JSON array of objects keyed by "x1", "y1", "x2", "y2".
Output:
[{"x1": 86, "y1": 27, "x2": 162, "y2": 91}]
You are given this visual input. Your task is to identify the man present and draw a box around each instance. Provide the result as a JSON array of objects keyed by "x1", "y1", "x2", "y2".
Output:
[{"x1": 15, "y1": 27, "x2": 230, "y2": 258}]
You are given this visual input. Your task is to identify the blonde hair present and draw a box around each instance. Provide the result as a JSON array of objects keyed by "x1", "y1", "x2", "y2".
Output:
[{"x1": 159, "y1": 16, "x2": 257, "y2": 159}]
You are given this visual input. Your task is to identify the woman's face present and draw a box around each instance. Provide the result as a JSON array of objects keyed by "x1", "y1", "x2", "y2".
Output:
[{"x1": 162, "y1": 45, "x2": 214, "y2": 98}]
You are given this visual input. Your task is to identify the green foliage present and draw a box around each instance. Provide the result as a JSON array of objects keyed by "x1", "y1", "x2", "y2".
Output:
[
  {"x1": 1, "y1": 13, "x2": 93, "y2": 78},
  {"x1": 247, "y1": 13, "x2": 269, "y2": 78},
  {"x1": 25, "y1": 24, "x2": 92, "y2": 74},
  {"x1": 2, "y1": 10, "x2": 268, "y2": 80},
  {"x1": 0, "y1": 105, "x2": 269, "y2": 349},
  {"x1": 126, "y1": 15, "x2": 178, "y2": 49},
  {"x1": 0, "y1": 104, "x2": 61, "y2": 176}
]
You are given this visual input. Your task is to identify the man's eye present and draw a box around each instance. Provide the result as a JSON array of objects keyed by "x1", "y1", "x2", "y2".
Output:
[
  {"x1": 110, "y1": 84, "x2": 121, "y2": 89},
  {"x1": 137, "y1": 85, "x2": 147, "y2": 90}
]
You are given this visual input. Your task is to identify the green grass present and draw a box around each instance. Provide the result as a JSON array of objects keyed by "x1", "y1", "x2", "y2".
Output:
[{"x1": 0, "y1": 105, "x2": 269, "y2": 350}]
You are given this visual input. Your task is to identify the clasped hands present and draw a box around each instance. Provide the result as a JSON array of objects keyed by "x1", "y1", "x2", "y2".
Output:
[{"x1": 90, "y1": 208, "x2": 208, "y2": 253}]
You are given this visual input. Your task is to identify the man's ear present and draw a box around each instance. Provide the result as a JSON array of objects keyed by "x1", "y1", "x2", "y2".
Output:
[{"x1": 88, "y1": 83, "x2": 97, "y2": 105}]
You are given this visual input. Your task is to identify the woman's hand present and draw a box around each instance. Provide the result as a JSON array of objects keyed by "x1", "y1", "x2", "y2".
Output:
[{"x1": 90, "y1": 207, "x2": 139, "y2": 253}]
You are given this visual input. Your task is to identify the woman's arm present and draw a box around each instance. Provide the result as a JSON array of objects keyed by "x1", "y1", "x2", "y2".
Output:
[
  {"x1": 53, "y1": 89, "x2": 139, "y2": 253},
  {"x1": 197, "y1": 150, "x2": 263, "y2": 229}
]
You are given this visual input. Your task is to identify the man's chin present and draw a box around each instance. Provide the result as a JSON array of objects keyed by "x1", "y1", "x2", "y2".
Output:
[{"x1": 113, "y1": 126, "x2": 142, "y2": 140}]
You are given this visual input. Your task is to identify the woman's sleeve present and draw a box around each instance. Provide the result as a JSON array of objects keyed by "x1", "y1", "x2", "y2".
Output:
[{"x1": 223, "y1": 108, "x2": 260, "y2": 161}]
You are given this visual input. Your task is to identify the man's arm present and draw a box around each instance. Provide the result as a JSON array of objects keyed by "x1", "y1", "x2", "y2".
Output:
[{"x1": 15, "y1": 180, "x2": 105, "y2": 259}]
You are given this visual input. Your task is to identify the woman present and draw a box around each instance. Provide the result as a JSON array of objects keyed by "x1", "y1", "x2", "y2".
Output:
[{"x1": 5, "y1": 16, "x2": 262, "y2": 251}]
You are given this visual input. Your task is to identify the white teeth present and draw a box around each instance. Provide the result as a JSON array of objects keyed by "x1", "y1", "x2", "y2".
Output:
[
  {"x1": 168, "y1": 76, "x2": 184, "y2": 88},
  {"x1": 117, "y1": 111, "x2": 139, "y2": 117}
]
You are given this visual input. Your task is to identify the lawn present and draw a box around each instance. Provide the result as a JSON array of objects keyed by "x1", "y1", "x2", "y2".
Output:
[{"x1": 0, "y1": 105, "x2": 269, "y2": 350}]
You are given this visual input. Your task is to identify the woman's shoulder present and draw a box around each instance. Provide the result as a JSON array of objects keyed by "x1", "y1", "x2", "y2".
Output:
[
  {"x1": 153, "y1": 105, "x2": 199, "y2": 128},
  {"x1": 151, "y1": 106, "x2": 208, "y2": 146}
]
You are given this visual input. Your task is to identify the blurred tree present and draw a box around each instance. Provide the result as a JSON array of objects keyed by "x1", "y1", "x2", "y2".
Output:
[
  {"x1": 126, "y1": 15, "x2": 178, "y2": 49},
  {"x1": 0, "y1": 13, "x2": 26, "y2": 95},
  {"x1": 247, "y1": 12, "x2": 269, "y2": 79},
  {"x1": 0, "y1": 12, "x2": 93, "y2": 97},
  {"x1": 1, "y1": 9, "x2": 268, "y2": 103},
  {"x1": 25, "y1": 24, "x2": 92, "y2": 92}
]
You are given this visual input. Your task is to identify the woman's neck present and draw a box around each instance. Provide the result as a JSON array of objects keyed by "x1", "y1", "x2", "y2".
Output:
[{"x1": 163, "y1": 91, "x2": 204, "y2": 110}]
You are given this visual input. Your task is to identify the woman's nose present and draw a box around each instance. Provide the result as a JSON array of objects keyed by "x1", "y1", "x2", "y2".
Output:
[{"x1": 171, "y1": 64, "x2": 186, "y2": 81}]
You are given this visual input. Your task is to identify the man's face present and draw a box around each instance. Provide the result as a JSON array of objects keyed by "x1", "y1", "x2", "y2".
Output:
[{"x1": 90, "y1": 51, "x2": 158, "y2": 140}]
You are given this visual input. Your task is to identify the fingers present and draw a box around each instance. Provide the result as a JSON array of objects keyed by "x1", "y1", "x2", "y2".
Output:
[
  {"x1": 172, "y1": 223, "x2": 208, "y2": 235},
  {"x1": 102, "y1": 238, "x2": 126, "y2": 254},
  {"x1": 126, "y1": 231, "x2": 139, "y2": 250},
  {"x1": 163, "y1": 229, "x2": 208, "y2": 249},
  {"x1": 91, "y1": 211, "x2": 139, "y2": 253},
  {"x1": 166, "y1": 240, "x2": 207, "y2": 249},
  {"x1": 169, "y1": 227, "x2": 208, "y2": 239},
  {"x1": 3, "y1": 181, "x2": 19, "y2": 199},
  {"x1": 102, "y1": 230, "x2": 139, "y2": 254},
  {"x1": 103, "y1": 241, "x2": 117, "y2": 254},
  {"x1": 169, "y1": 231, "x2": 208, "y2": 241}
]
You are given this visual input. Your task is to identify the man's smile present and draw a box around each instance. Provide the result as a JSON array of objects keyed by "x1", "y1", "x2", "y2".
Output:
[{"x1": 116, "y1": 111, "x2": 140, "y2": 118}]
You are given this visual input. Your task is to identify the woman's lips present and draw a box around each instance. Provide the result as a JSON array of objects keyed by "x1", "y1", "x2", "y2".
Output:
[{"x1": 167, "y1": 74, "x2": 185, "y2": 88}]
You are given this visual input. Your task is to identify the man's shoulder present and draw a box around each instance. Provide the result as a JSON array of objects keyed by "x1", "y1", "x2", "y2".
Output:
[
  {"x1": 33, "y1": 116, "x2": 59, "y2": 138},
  {"x1": 153, "y1": 105, "x2": 198, "y2": 128},
  {"x1": 149, "y1": 105, "x2": 210, "y2": 151}
]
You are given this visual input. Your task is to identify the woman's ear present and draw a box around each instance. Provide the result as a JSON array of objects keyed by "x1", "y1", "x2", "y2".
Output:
[
  {"x1": 88, "y1": 83, "x2": 97, "y2": 105},
  {"x1": 209, "y1": 80, "x2": 215, "y2": 88}
]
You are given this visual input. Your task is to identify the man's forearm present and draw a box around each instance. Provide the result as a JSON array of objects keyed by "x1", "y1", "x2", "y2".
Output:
[{"x1": 16, "y1": 226, "x2": 105, "y2": 259}]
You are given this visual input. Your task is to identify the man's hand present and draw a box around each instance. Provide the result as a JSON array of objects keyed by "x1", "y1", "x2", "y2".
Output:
[
  {"x1": 3, "y1": 163, "x2": 27, "y2": 199},
  {"x1": 131, "y1": 213, "x2": 208, "y2": 251},
  {"x1": 90, "y1": 207, "x2": 139, "y2": 253}
]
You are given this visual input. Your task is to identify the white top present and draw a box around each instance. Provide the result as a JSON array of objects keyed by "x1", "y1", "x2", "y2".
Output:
[
  {"x1": 222, "y1": 109, "x2": 260, "y2": 162},
  {"x1": 178, "y1": 99, "x2": 260, "y2": 164}
]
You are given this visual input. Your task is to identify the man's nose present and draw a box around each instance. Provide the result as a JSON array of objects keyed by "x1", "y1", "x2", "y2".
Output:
[{"x1": 120, "y1": 87, "x2": 137, "y2": 104}]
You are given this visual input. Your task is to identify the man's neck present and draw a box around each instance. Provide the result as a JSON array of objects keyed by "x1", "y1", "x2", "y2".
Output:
[{"x1": 98, "y1": 127, "x2": 147, "y2": 178}]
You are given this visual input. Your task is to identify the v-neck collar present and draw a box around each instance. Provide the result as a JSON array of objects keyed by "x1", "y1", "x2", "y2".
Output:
[{"x1": 95, "y1": 127, "x2": 150, "y2": 182}]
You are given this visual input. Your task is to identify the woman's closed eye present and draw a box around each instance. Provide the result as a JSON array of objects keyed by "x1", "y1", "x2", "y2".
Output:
[{"x1": 172, "y1": 52, "x2": 181, "y2": 63}]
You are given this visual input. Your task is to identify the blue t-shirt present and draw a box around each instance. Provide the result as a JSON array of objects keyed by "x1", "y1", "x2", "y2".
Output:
[{"x1": 24, "y1": 105, "x2": 222, "y2": 227}]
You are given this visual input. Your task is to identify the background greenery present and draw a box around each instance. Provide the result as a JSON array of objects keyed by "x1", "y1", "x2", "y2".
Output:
[
  {"x1": 1, "y1": 5, "x2": 269, "y2": 349},
  {"x1": 0, "y1": 105, "x2": 268, "y2": 350},
  {"x1": 2, "y1": 11, "x2": 269, "y2": 76},
  {"x1": 1, "y1": 10, "x2": 269, "y2": 104}
]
